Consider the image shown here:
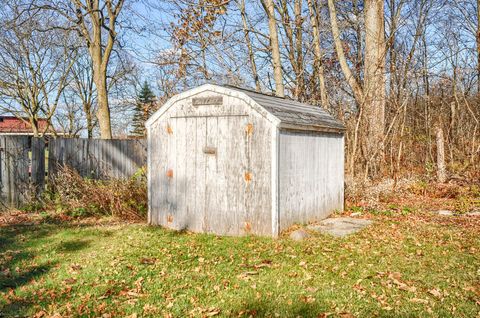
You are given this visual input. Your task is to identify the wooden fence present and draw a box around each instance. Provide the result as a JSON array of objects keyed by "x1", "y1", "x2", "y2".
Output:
[
  {"x1": 48, "y1": 138, "x2": 147, "y2": 179},
  {"x1": 0, "y1": 136, "x2": 146, "y2": 209}
]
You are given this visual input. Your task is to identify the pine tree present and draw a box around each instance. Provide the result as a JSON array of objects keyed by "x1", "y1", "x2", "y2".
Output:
[{"x1": 131, "y1": 81, "x2": 156, "y2": 136}]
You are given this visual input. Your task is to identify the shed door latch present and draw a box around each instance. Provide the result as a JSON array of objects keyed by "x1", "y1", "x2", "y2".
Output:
[{"x1": 202, "y1": 146, "x2": 217, "y2": 155}]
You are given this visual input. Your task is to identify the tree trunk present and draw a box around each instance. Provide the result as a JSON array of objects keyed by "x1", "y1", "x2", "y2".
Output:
[
  {"x1": 363, "y1": 0, "x2": 386, "y2": 177},
  {"x1": 435, "y1": 124, "x2": 447, "y2": 183},
  {"x1": 388, "y1": 0, "x2": 397, "y2": 100},
  {"x1": 294, "y1": 0, "x2": 304, "y2": 99},
  {"x1": 477, "y1": 0, "x2": 480, "y2": 94},
  {"x1": 263, "y1": 0, "x2": 285, "y2": 97},
  {"x1": 30, "y1": 117, "x2": 39, "y2": 137},
  {"x1": 84, "y1": 102, "x2": 94, "y2": 139},
  {"x1": 94, "y1": 68, "x2": 112, "y2": 139},
  {"x1": 240, "y1": 0, "x2": 261, "y2": 92},
  {"x1": 68, "y1": 0, "x2": 124, "y2": 139},
  {"x1": 327, "y1": 0, "x2": 364, "y2": 104},
  {"x1": 353, "y1": 0, "x2": 363, "y2": 82},
  {"x1": 307, "y1": 0, "x2": 329, "y2": 108}
]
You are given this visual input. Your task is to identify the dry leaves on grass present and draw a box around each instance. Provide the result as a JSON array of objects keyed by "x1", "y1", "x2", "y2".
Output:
[
  {"x1": 428, "y1": 288, "x2": 443, "y2": 299},
  {"x1": 139, "y1": 257, "x2": 157, "y2": 265},
  {"x1": 0, "y1": 210, "x2": 37, "y2": 226}
]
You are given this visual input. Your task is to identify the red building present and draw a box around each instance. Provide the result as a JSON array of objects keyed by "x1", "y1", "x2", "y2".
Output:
[{"x1": 0, "y1": 116, "x2": 53, "y2": 135}]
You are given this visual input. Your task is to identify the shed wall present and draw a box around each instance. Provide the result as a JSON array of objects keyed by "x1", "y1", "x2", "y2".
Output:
[
  {"x1": 149, "y1": 90, "x2": 273, "y2": 236},
  {"x1": 278, "y1": 130, "x2": 344, "y2": 231}
]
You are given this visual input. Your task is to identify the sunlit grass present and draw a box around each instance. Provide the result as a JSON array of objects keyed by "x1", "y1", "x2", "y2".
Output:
[{"x1": 0, "y1": 217, "x2": 478, "y2": 317}]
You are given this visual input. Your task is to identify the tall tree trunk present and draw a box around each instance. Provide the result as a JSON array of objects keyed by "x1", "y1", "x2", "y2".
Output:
[
  {"x1": 363, "y1": 0, "x2": 386, "y2": 177},
  {"x1": 90, "y1": 2, "x2": 112, "y2": 139},
  {"x1": 294, "y1": 0, "x2": 304, "y2": 99},
  {"x1": 353, "y1": 0, "x2": 363, "y2": 82},
  {"x1": 93, "y1": 64, "x2": 112, "y2": 139},
  {"x1": 477, "y1": 0, "x2": 480, "y2": 94},
  {"x1": 435, "y1": 124, "x2": 447, "y2": 183},
  {"x1": 421, "y1": 33, "x2": 433, "y2": 165},
  {"x1": 240, "y1": 0, "x2": 261, "y2": 92},
  {"x1": 307, "y1": 0, "x2": 329, "y2": 108},
  {"x1": 388, "y1": 0, "x2": 397, "y2": 100},
  {"x1": 328, "y1": 0, "x2": 365, "y2": 177},
  {"x1": 327, "y1": 0, "x2": 364, "y2": 104},
  {"x1": 84, "y1": 102, "x2": 94, "y2": 138},
  {"x1": 30, "y1": 117, "x2": 39, "y2": 137},
  {"x1": 262, "y1": 0, "x2": 285, "y2": 97}
]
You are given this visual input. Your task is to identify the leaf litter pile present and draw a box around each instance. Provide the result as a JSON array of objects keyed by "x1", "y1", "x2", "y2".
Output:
[{"x1": 0, "y1": 206, "x2": 479, "y2": 316}]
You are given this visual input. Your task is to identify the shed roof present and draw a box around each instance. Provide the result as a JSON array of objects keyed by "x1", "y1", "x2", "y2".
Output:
[
  {"x1": 223, "y1": 85, "x2": 345, "y2": 132},
  {"x1": 146, "y1": 84, "x2": 345, "y2": 133}
]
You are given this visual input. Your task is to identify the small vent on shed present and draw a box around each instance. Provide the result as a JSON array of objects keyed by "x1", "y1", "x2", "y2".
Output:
[{"x1": 192, "y1": 96, "x2": 223, "y2": 106}]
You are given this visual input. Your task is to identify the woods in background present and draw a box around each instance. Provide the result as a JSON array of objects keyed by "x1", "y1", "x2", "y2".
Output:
[{"x1": 0, "y1": 0, "x2": 478, "y2": 181}]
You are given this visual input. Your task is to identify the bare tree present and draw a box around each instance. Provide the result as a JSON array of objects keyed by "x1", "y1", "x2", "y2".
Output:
[
  {"x1": 327, "y1": 0, "x2": 386, "y2": 178},
  {"x1": 0, "y1": 5, "x2": 76, "y2": 136},
  {"x1": 140, "y1": 0, "x2": 479, "y2": 179},
  {"x1": 363, "y1": 0, "x2": 386, "y2": 177},
  {"x1": 37, "y1": 0, "x2": 126, "y2": 139},
  {"x1": 69, "y1": 52, "x2": 97, "y2": 138}
]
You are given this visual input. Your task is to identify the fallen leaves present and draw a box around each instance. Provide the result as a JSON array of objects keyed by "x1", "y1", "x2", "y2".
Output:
[
  {"x1": 374, "y1": 271, "x2": 417, "y2": 293},
  {"x1": 428, "y1": 288, "x2": 443, "y2": 299},
  {"x1": 410, "y1": 297, "x2": 429, "y2": 304},
  {"x1": 143, "y1": 304, "x2": 159, "y2": 315},
  {"x1": 139, "y1": 257, "x2": 157, "y2": 265},
  {"x1": 0, "y1": 208, "x2": 478, "y2": 318},
  {"x1": 237, "y1": 271, "x2": 259, "y2": 280},
  {"x1": 188, "y1": 306, "x2": 220, "y2": 317},
  {"x1": 300, "y1": 294, "x2": 316, "y2": 304},
  {"x1": 63, "y1": 278, "x2": 77, "y2": 285}
]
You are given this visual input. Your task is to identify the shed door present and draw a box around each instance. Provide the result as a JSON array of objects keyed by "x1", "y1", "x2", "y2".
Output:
[{"x1": 166, "y1": 115, "x2": 250, "y2": 235}]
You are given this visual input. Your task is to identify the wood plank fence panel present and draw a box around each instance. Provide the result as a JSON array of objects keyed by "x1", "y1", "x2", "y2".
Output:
[
  {"x1": 0, "y1": 136, "x2": 31, "y2": 208},
  {"x1": 0, "y1": 137, "x2": 146, "y2": 209},
  {"x1": 31, "y1": 138, "x2": 46, "y2": 197},
  {"x1": 48, "y1": 138, "x2": 147, "y2": 180}
]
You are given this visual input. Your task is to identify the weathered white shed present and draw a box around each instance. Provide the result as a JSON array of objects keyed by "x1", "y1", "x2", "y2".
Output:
[{"x1": 146, "y1": 84, "x2": 345, "y2": 237}]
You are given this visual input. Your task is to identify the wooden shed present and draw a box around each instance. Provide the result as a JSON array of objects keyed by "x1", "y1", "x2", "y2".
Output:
[{"x1": 146, "y1": 84, "x2": 345, "y2": 237}]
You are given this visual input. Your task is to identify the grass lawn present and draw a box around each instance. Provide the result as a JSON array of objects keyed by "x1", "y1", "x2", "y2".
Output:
[{"x1": 0, "y1": 213, "x2": 478, "y2": 317}]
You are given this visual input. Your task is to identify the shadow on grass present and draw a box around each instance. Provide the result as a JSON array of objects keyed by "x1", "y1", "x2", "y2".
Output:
[
  {"x1": 234, "y1": 299, "x2": 333, "y2": 318},
  {"x1": 0, "y1": 222, "x2": 91, "y2": 315},
  {"x1": 0, "y1": 262, "x2": 54, "y2": 292},
  {"x1": 56, "y1": 239, "x2": 91, "y2": 253}
]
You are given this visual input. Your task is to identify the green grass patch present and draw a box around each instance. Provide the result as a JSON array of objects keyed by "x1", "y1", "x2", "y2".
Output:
[{"x1": 0, "y1": 219, "x2": 478, "y2": 317}]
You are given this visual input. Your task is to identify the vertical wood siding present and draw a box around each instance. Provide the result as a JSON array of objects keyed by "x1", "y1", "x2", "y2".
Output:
[
  {"x1": 149, "y1": 91, "x2": 272, "y2": 236},
  {"x1": 278, "y1": 130, "x2": 344, "y2": 231}
]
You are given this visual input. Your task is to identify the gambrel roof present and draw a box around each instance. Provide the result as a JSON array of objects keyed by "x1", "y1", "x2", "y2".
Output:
[
  {"x1": 146, "y1": 84, "x2": 345, "y2": 133},
  {"x1": 225, "y1": 85, "x2": 345, "y2": 132}
]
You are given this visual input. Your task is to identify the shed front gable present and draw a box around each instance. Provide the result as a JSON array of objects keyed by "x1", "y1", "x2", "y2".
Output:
[
  {"x1": 145, "y1": 84, "x2": 281, "y2": 129},
  {"x1": 147, "y1": 84, "x2": 277, "y2": 236}
]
